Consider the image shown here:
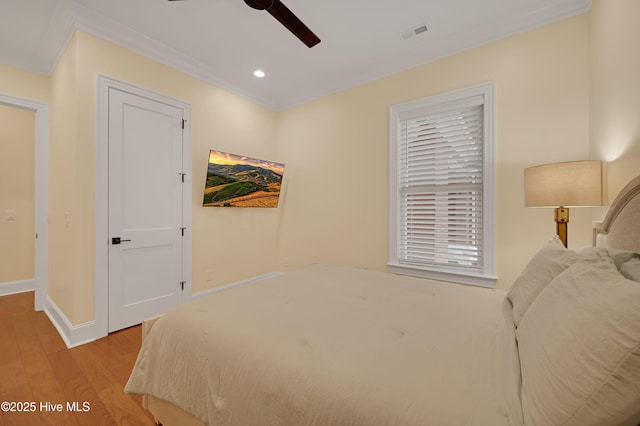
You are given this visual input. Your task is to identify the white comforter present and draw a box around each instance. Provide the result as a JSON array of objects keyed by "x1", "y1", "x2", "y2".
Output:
[{"x1": 126, "y1": 264, "x2": 523, "y2": 425}]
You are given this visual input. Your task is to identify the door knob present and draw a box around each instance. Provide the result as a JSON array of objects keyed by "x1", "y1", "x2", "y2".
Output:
[{"x1": 111, "y1": 237, "x2": 132, "y2": 245}]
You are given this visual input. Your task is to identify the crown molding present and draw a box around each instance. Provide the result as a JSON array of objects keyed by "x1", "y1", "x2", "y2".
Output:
[
  {"x1": 42, "y1": 0, "x2": 76, "y2": 75},
  {"x1": 42, "y1": 0, "x2": 277, "y2": 109},
  {"x1": 33, "y1": 0, "x2": 591, "y2": 111},
  {"x1": 276, "y1": 0, "x2": 593, "y2": 110}
]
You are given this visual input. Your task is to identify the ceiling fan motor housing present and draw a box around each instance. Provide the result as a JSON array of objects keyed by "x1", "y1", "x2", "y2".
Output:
[{"x1": 244, "y1": 0, "x2": 275, "y2": 10}]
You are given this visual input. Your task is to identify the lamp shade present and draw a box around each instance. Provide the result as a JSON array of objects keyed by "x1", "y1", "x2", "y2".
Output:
[{"x1": 524, "y1": 160, "x2": 607, "y2": 207}]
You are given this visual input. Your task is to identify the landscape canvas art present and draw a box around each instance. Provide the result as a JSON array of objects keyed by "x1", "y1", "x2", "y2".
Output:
[{"x1": 203, "y1": 150, "x2": 285, "y2": 207}]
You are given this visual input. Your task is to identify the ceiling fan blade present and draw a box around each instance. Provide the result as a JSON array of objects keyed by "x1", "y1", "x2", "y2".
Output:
[
  {"x1": 265, "y1": 0, "x2": 321, "y2": 48},
  {"x1": 170, "y1": 0, "x2": 320, "y2": 48}
]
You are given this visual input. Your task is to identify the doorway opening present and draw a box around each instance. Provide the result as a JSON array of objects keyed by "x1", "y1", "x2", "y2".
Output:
[{"x1": 0, "y1": 93, "x2": 48, "y2": 311}]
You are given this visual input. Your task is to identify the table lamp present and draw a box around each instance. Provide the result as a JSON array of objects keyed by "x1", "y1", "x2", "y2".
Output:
[{"x1": 524, "y1": 160, "x2": 607, "y2": 247}]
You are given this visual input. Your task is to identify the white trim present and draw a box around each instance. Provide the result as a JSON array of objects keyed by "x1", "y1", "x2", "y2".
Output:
[
  {"x1": 279, "y1": 1, "x2": 591, "y2": 110},
  {"x1": 95, "y1": 75, "x2": 192, "y2": 339},
  {"x1": 0, "y1": 93, "x2": 48, "y2": 311},
  {"x1": 44, "y1": 296, "x2": 96, "y2": 348},
  {"x1": 43, "y1": 0, "x2": 77, "y2": 74},
  {"x1": 388, "y1": 264, "x2": 497, "y2": 288},
  {"x1": 0, "y1": 279, "x2": 35, "y2": 296},
  {"x1": 483, "y1": 83, "x2": 497, "y2": 279},
  {"x1": 58, "y1": 2, "x2": 276, "y2": 110},
  {"x1": 25, "y1": 0, "x2": 590, "y2": 111},
  {"x1": 192, "y1": 272, "x2": 281, "y2": 299},
  {"x1": 388, "y1": 82, "x2": 497, "y2": 287}
]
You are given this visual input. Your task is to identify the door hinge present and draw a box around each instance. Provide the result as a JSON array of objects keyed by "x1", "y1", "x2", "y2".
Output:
[
  {"x1": 180, "y1": 281, "x2": 186, "y2": 290},
  {"x1": 180, "y1": 173, "x2": 186, "y2": 183},
  {"x1": 180, "y1": 227, "x2": 186, "y2": 236},
  {"x1": 182, "y1": 119, "x2": 187, "y2": 129}
]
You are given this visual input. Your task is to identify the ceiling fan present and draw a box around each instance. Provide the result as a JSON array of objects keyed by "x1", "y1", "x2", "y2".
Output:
[{"x1": 168, "y1": 0, "x2": 321, "y2": 48}]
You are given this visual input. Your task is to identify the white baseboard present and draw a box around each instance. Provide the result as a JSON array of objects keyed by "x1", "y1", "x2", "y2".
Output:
[
  {"x1": 39, "y1": 271, "x2": 279, "y2": 348},
  {"x1": 0, "y1": 279, "x2": 35, "y2": 296},
  {"x1": 44, "y1": 296, "x2": 96, "y2": 349},
  {"x1": 192, "y1": 272, "x2": 281, "y2": 299}
]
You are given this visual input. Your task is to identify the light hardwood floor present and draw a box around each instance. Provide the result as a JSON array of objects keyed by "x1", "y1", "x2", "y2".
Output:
[{"x1": 0, "y1": 291, "x2": 156, "y2": 425}]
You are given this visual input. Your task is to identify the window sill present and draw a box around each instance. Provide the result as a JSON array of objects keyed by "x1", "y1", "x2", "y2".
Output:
[{"x1": 387, "y1": 262, "x2": 498, "y2": 288}]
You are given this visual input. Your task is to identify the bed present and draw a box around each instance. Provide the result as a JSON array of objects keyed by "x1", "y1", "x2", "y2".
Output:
[{"x1": 125, "y1": 175, "x2": 640, "y2": 426}]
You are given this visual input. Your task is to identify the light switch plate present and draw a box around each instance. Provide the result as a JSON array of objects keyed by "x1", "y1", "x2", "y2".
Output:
[{"x1": 5, "y1": 209, "x2": 16, "y2": 220}]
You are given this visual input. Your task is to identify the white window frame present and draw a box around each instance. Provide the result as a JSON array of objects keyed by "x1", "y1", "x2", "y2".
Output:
[{"x1": 388, "y1": 82, "x2": 497, "y2": 287}]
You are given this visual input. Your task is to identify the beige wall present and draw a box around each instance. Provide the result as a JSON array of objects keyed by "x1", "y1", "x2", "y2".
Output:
[
  {"x1": 277, "y1": 14, "x2": 591, "y2": 289},
  {"x1": 5, "y1": 1, "x2": 639, "y2": 324},
  {"x1": 0, "y1": 65, "x2": 48, "y2": 288},
  {"x1": 48, "y1": 31, "x2": 278, "y2": 324},
  {"x1": 0, "y1": 65, "x2": 49, "y2": 104},
  {"x1": 589, "y1": 0, "x2": 640, "y2": 199},
  {"x1": 48, "y1": 32, "x2": 82, "y2": 321},
  {"x1": 0, "y1": 105, "x2": 35, "y2": 283}
]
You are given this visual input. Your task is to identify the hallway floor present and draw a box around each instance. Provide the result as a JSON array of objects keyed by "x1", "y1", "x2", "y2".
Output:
[{"x1": 0, "y1": 291, "x2": 155, "y2": 425}]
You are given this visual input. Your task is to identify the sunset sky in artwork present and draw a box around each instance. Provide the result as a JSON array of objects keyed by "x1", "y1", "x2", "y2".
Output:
[{"x1": 208, "y1": 150, "x2": 284, "y2": 175}]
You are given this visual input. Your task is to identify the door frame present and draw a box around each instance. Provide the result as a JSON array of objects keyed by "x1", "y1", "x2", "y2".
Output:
[
  {"x1": 96, "y1": 75, "x2": 192, "y2": 338},
  {"x1": 0, "y1": 93, "x2": 48, "y2": 311}
]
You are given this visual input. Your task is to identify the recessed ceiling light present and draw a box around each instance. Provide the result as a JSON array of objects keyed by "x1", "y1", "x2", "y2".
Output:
[{"x1": 253, "y1": 70, "x2": 265, "y2": 78}]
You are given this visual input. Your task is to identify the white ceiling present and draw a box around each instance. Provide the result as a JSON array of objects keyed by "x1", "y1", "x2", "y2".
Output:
[{"x1": 1, "y1": 0, "x2": 591, "y2": 110}]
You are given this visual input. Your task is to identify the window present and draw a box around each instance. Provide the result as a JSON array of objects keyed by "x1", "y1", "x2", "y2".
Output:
[{"x1": 389, "y1": 83, "x2": 496, "y2": 287}]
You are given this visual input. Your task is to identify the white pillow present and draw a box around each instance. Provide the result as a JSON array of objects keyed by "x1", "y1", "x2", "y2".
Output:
[
  {"x1": 609, "y1": 248, "x2": 640, "y2": 270},
  {"x1": 517, "y1": 251, "x2": 640, "y2": 426},
  {"x1": 580, "y1": 246, "x2": 639, "y2": 270},
  {"x1": 621, "y1": 257, "x2": 640, "y2": 282},
  {"x1": 507, "y1": 236, "x2": 579, "y2": 327}
]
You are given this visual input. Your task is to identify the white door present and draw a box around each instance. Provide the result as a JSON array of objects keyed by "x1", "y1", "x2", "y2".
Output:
[{"x1": 108, "y1": 88, "x2": 184, "y2": 332}]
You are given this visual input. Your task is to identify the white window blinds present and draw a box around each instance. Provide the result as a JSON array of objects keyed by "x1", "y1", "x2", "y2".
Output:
[
  {"x1": 399, "y1": 99, "x2": 484, "y2": 271},
  {"x1": 390, "y1": 83, "x2": 495, "y2": 286}
]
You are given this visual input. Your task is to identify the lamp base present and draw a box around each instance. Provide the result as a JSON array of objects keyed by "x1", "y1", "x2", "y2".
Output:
[{"x1": 555, "y1": 207, "x2": 569, "y2": 247}]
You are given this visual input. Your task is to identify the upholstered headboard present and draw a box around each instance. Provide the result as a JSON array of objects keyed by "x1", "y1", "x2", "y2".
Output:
[{"x1": 593, "y1": 175, "x2": 640, "y2": 252}]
